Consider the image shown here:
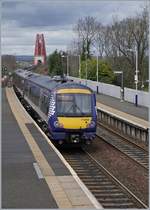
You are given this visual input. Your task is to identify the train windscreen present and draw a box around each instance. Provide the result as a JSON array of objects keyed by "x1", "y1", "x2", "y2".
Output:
[{"x1": 56, "y1": 93, "x2": 92, "y2": 117}]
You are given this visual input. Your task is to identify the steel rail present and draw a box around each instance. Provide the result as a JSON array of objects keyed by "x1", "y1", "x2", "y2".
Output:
[
  {"x1": 14, "y1": 87, "x2": 148, "y2": 209},
  {"x1": 97, "y1": 122, "x2": 148, "y2": 170},
  {"x1": 83, "y1": 149, "x2": 148, "y2": 209}
]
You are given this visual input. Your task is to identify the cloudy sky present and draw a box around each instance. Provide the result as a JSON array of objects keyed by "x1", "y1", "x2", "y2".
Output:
[{"x1": 2, "y1": 0, "x2": 147, "y2": 56}]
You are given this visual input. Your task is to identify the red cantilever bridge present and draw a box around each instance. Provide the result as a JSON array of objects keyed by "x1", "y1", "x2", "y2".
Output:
[{"x1": 34, "y1": 33, "x2": 47, "y2": 65}]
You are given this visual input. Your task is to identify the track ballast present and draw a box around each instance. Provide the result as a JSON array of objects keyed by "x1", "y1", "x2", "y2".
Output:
[
  {"x1": 97, "y1": 124, "x2": 148, "y2": 169},
  {"x1": 61, "y1": 148, "x2": 147, "y2": 209}
]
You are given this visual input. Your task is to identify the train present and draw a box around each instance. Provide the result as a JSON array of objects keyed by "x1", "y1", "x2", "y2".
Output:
[{"x1": 13, "y1": 69, "x2": 97, "y2": 145}]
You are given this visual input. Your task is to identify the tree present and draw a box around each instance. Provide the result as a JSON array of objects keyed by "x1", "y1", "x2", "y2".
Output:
[
  {"x1": 108, "y1": 7, "x2": 148, "y2": 88},
  {"x1": 93, "y1": 23, "x2": 106, "y2": 58},
  {"x1": 47, "y1": 50, "x2": 63, "y2": 76},
  {"x1": 74, "y1": 16, "x2": 98, "y2": 60},
  {"x1": 68, "y1": 7, "x2": 148, "y2": 89},
  {"x1": 81, "y1": 58, "x2": 115, "y2": 84}
]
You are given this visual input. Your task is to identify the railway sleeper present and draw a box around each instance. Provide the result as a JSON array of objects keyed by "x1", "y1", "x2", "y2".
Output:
[
  {"x1": 95, "y1": 193, "x2": 129, "y2": 198},
  {"x1": 94, "y1": 192, "x2": 124, "y2": 197},
  {"x1": 97, "y1": 197, "x2": 131, "y2": 202},
  {"x1": 102, "y1": 203, "x2": 135, "y2": 208},
  {"x1": 88, "y1": 185, "x2": 117, "y2": 189},
  {"x1": 92, "y1": 189, "x2": 121, "y2": 193},
  {"x1": 83, "y1": 181, "x2": 113, "y2": 186},
  {"x1": 82, "y1": 178, "x2": 109, "y2": 182}
]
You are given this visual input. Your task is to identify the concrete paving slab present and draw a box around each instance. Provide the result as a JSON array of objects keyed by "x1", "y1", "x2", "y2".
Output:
[
  {"x1": 2, "y1": 89, "x2": 58, "y2": 209},
  {"x1": 3, "y1": 87, "x2": 100, "y2": 209},
  {"x1": 26, "y1": 123, "x2": 71, "y2": 176}
]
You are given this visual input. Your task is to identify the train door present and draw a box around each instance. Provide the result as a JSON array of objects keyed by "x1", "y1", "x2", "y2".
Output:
[{"x1": 40, "y1": 92, "x2": 49, "y2": 115}]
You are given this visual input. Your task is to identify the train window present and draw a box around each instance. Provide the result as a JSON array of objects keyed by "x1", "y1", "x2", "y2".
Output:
[
  {"x1": 28, "y1": 87, "x2": 32, "y2": 100},
  {"x1": 28, "y1": 85, "x2": 40, "y2": 106},
  {"x1": 29, "y1": 87, "x2": 31, "y2": 94},
  {"x1": 57, "y1": 93, "x2": 92, "y2": 117},
  {"x1": 24, "y1": 82, "x2": 29, "y2": 95},
  {"x1": 75, "y1": 94, "x2": 91, "y2": 114},
  {"x1": 40, "y1": 94, "x2": 49, "y2": 114}
]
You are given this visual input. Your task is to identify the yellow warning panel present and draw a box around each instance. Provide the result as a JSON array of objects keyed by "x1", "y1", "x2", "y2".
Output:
[{"x1": 58, "y1": 117, "x2": 92, "y2": 129}]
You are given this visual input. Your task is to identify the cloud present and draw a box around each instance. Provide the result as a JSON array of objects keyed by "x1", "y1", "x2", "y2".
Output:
[
  {"x1": 1, "y1": 20, "x2": 73, "y2": 55},
  {"x1": 2, "y1": 0, "x2": 145, "y2": 27},
  {"x1": 2, "y1": 0, "x2": 146, "y2": 55}
]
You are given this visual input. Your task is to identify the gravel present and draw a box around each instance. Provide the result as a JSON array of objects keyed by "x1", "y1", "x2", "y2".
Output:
[{"x1": 84, "y1": 137, "x2": 149, "y2": 205}]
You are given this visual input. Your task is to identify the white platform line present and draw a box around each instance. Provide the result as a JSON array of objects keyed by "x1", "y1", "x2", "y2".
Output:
[{"x1": 33, "y1": 162, "x2": 44, "y2": 179}]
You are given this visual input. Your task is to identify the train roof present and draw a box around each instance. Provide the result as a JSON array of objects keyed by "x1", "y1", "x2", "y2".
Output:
[{"x1": 14, "y1": 69, "x2": 93, "y2": 92}]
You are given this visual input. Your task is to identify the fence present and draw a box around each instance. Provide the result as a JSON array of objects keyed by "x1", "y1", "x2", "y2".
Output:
[{"x1": 69, "y1": 76, "x2": 150, "y2": 108}]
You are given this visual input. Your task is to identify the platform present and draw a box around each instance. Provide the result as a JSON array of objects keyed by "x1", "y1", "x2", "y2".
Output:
[
  {"x1": 96, "y1": 93, "x2": 149, "y2": 129},
  {"x1": 2, "y1": 87, "x2": 101, "y2": 209}
]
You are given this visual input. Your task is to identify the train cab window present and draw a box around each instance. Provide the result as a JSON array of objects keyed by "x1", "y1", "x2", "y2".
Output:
[{"x1": 57, "y1": 93, "x2": 92, "y2": 117}]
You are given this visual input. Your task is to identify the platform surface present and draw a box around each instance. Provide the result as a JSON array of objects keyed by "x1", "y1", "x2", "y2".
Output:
[
  {"x1": 2, "y1": 89, "x2": 58, "y2": 208},
  {"x1": 96, "y1": 93, "x2": 148, "y2": 121},
  {"x1": 2, "y1": 87, "x2": 99, "y2": 209},
  {"x1": 96, "y1": 93, "x2": 149, "y2": 129}
]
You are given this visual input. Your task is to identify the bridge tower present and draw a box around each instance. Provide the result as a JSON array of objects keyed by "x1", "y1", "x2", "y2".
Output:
[{"x1": 34, "y1": 33, "x2": 47, "y2": 65}]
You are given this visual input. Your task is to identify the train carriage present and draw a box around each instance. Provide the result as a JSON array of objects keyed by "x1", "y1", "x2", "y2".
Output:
[{"x1": 13, "y1": 69, "x2": 97, "y2": 145}]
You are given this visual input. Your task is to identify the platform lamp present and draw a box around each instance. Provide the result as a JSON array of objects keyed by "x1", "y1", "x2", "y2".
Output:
[
  {"x1": 85, "y1": 51, "x2": 88, "y2": 86},
  {"x1": 78, "y1": 55, "x2": 81, "y2": 79},
  {"x1": 126, "y1": 47, "x2": 138, "y2": 106},
  {"x1": 93, "y1": 50, "x2": 99, "y2": 93}
]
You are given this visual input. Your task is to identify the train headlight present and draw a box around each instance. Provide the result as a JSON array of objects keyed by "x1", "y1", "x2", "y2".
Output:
[
  {"x1": 54, "y1": 121, "x2": 64, "y2": 128},
  {"x1": 86, "y1": 121, "x2": 96, "y2": 128}
]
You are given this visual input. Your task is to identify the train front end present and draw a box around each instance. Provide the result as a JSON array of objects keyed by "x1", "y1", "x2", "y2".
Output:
[{"x1": 48, "y1": 86, "x2": 97, "y2": 145}]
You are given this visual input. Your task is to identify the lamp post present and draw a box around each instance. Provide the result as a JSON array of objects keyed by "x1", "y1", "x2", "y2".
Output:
[
  {"x1": 67, "y1": 55, "x2": 69, "y2": 76},
  {"x1": 78, "y1": 55, "x2": 81, "y2": 78},
  {"x1": 96, "y1": 54, "x2": 99, "y2": 93},
  {"x1": 93, "y1": 50, "x2": 99, "y2": 83},
  {"x1": 85, "y1": 51, "x2": 88, "y2": 85},
  {"x1": 93, "y1": 49, "x2": 99, "y2": 93},
  {"x1": 96, "y1": 54, "x2": 99, "y2": 83},
  {"x1": 96, "y1": 54, "x2": 98, "y2": 82},
  {"x1": 126, "y1": 47, "x2": 138, "y2": 106},
  {"x1": 114, "y1": 71, "x2": 124, "y2": 102}
]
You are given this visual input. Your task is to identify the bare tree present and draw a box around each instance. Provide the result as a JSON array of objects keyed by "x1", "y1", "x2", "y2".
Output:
[
  {"x1": 93, "y1": 23, "x2": 105, "y2": 58},
  {"x1": 68, "y1": 7, "x2": 148, "y2": 88},
  {"x1": 128, "y1": 7, "x2": 148, "y2": 82},
  {"x1": 108, "y1": 7, "x2": 148, "y2": 85},
  {"x1": 74, "y1": 16, "x2": 99, "y2": 59}
]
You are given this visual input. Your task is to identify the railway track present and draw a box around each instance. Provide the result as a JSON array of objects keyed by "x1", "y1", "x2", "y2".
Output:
[
  {"x1": 97, "y1": 123, "x2": 148, "y2": 169},
  {"x1": 61, "y1": 148, "x2": 147, "y2": 209},
  {"x1": 14, "y1": 88, "x2": 148, "y2": 209},
  {"x1": 15, "y1": 87, "x2": 148, "y2": 169}
]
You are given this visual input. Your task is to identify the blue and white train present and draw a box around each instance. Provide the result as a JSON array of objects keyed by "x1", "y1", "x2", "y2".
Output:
[{"x1": 13, "y1": 69, "x2": 97, "y2": 145}]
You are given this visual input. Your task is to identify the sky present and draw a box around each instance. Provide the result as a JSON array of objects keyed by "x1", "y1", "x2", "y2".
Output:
[{"x1": 2, "y1": 0, "x2": 147, "y2": 56}]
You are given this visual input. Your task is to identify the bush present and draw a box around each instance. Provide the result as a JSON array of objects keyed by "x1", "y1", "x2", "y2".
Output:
[{"x1": 81, "y1": 58, "x2": 115, "y2": 84}]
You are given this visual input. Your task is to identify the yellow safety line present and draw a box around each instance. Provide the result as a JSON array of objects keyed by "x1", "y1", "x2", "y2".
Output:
[
  {"x1": 5, "y1": 88, "x2": 73, "y2": 208},
  {"x1": 97, "y1": 101, "x2": 149, "y2": 129}
]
